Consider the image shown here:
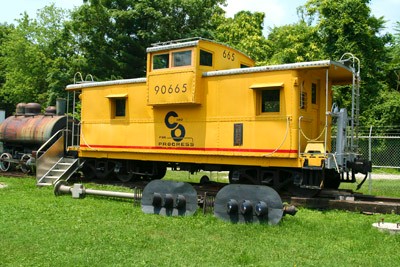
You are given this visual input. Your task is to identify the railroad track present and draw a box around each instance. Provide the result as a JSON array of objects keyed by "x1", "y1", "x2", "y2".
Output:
[
  {"x1": 287, "y1": 190, "x2": 400, "y2": 214},
  {"x1": 0, "y1": 171, "x2": 32, "y2": 178},
  {"x1": 2, "y1": 172, "x2": 400, "y2": 215},
  {"x1": 99, "y1": 180, "x2": 400, "y2": 215}
]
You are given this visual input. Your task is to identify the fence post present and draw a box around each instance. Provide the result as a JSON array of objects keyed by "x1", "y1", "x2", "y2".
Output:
[{"x1": 368, "y1": 126, "x2": 373, "y2": 194}]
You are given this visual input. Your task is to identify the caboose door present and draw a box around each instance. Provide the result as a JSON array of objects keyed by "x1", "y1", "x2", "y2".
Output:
[{"x1": 310, "y1": 81, "x2": 321, "y2": 138}]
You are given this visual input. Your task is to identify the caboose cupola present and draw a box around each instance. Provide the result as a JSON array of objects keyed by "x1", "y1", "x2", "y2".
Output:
[{"x1": 145, "y1": 38, "x2": 254, "y2": 105}]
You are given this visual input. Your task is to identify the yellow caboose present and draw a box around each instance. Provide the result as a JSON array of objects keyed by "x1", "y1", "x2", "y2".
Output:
[{"x1": 39, "y1": 38, "x2": 370, "y2": 190}]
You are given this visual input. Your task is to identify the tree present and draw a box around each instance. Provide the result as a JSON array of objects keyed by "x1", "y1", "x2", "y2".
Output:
[
  {"x1": 0, "y1": 14, "x2": 49, "y2": 114},
  {"x1": 70, "y1": 0, "x2": 226, "y2": 80},
  {"x1": 366, "y1": 88, "x2": 400, "y2": 126},
  {"x1": 214, "y1": 11, "x2": 269, "y2": 63},
  {"x1": 365, "y1": 22, "x2": 400, "y2": 127},
  {"x1": 300, "y1": 0, "x2": 393, "y2": 126},
  {"x1": 0, "y1": 23, "x2": 15, "y2": 114},
  {"x1": 0, "y1": 5, "x2": 79, "y2": 115},
  {"x1": 387, "y1": 22, "x2": 400, "y2": 91},
  {"x1": 265, "y1": 21, "x2": 322, "y2": 64},
  {"x1": 0, "y1": 23, "x2": 14, "y2": 87}
]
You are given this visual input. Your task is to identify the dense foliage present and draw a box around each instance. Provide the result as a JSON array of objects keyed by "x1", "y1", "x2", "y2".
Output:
[{"x1": 0, "y1": 0, "x2": 399, "y2": 127}]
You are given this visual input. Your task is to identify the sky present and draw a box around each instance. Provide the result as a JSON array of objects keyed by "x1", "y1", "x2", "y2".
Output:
[{"x1": 0, "y1": 0, "x2": 398, "y2": 36}]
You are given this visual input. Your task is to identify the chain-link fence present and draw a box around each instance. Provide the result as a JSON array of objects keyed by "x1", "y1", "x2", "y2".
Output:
[{"x1": 338, "y1": 126, "x2": 400, "y2": 197}]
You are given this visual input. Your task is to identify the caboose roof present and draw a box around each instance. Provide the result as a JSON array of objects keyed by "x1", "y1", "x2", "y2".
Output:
[
  {"x1": 146, "y1": 37, "x2": 253, "y2": 60},
  {"x1": 203, "y1": 60, "x2": 354, "y2": 84},
  {"x1": 66, "y1": 78, "x2": 146, "y2": 91},
  {"x1": 146, "y1": 39, "x2": 200, "y2": 53},
  {"x1": 66, "y1": 60, "x2": 353, "y2": 91}
]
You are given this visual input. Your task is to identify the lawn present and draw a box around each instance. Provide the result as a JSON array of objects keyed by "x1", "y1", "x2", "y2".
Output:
[
  {"x1": 1, "y1": 176, "x2": 400, "y2": 266},
  {"x1": 340, "y1": 178, "x2": 400, "y2": 198}
]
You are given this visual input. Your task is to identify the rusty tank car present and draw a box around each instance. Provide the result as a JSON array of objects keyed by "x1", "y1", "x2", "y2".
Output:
[{"x1": 0, "y1": 100, "x2": 68, "y2": 173}]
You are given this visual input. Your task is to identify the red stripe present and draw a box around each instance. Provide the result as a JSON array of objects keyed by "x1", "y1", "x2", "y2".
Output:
[{"x1": 80, "y1": 144, "x2": 297, "y2": 154}]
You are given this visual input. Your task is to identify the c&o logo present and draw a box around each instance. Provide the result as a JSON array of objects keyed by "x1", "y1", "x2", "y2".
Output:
[{"x1": 164, "y1": 111, "x2": 186, "y2": 142}]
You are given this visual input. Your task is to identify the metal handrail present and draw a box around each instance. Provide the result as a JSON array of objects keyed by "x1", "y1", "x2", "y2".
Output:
[{"x1": 36, "y1": 129, "x2": 69, "y2": 160}]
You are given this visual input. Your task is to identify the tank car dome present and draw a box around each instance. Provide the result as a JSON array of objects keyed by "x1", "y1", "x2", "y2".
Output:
[
  {"x1": 15, "y1": 103, "x2": 27, "y2": 115},
  {"x1": 45, "y1": 106, "x2": 57, "y2": 115},
  {"x1": 25, "y1": 103, "x2": 41, "y2": 115}
]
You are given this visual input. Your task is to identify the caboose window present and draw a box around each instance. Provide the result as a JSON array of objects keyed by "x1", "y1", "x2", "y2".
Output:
[
  {"x1": 261, "y1": 90, "x2": 280, "y2": 113},
  {"x1": 153, "y1": 54, "x2": 169, "y2": 69},
  {"x1": 200, "y1": 50, "x2": 213, "y2": 66},
  {"x1": 311, "y1": 83, "x2": 317, "y2": 104},
  {"x1": 107, "y1": 94, "x2": 127, "y2": 118},
  {"x1": 172, "y1": 50, "x2": 192, "y2": 67},
  {"x1": 114, "y1": 99, "x2": 126, "y2": 117}
]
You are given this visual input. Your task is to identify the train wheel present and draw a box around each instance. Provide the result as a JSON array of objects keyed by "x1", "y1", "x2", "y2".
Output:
[
  {"x1": 0, "y1": 153, "x2": 12, "y2": 172},
  {"x1": 81, "y1": 160, "x2": 96, "y2": 180},
  {"x1": 228, "y1": 169, "x2": 256, "y2": 184},
  {"x1": 322, "y1": 169, "x2": 341, "y2": 189},
  {"x1": 118, "y1": 173, "x2": 134, "y2": 182},
  {"x1": 94, "y1": 160, "x2": 116, "y2": 180},
  {"x1": 150, "y1": 165, "x2": 167, "y2": 180},
  {"x1": 20, "y1": 154, "x2": 32, "y2": 174}
]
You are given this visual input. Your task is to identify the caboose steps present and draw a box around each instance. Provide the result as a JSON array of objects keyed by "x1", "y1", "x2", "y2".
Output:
[
  {"x1": 35, "y1": 129, "x2": 83, "y2": 186},
  {"x1": 37, "y1": 157, "x2": 81, "y2": 186}
]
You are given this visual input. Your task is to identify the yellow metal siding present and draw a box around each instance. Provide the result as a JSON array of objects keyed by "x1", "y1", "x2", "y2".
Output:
[
  {"x1": 78, "y1": 69, "x2": 303, "y2": 168},
  {"x1": 147, "y1": 69, "x2": 198, "y2": 105},
  {"x1": 72, "y1": 40, "x2": 349, "y2": 170}
]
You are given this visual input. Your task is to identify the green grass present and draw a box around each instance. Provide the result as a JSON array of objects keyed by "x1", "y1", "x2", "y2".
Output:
[
  {"x1": 1, "y1": 176, "x2": 400, "y2": 266},
  {"x1": 372, "y1": 167, "x2": 400, "y2": 175},
  {"x1": 340, "y1": 179, "x2": 400, "y2": 197}
]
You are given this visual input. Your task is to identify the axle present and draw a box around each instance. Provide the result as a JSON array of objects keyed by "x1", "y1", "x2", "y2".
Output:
[{"x1": 54, "y1": 180, "x2": 139, "y2": 199}]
